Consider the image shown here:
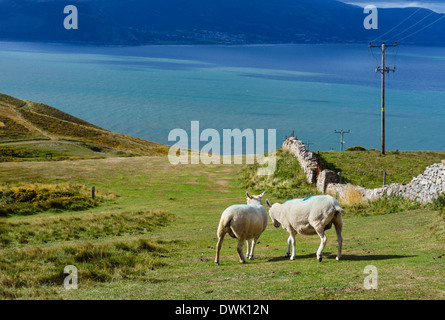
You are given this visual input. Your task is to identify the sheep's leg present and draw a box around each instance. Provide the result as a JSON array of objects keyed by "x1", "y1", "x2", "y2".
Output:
[
  {"x1": 237, "y1": 239, "x2": 247, "y2": 263},
  {"x1": 287, "y1": 232, "x2": 296, "y2": 260},
  {"x1": 246, "y1": 240, "x2": 252, "y2": 259},
  {"x1": 315, "y1": 229, "x2": 327, "y2": 262},
  {"x1": 286, "y1": 231, "x2": 297, "y2": 260},
  {"x1": 249, "y1": 238, "x2": 258, "y2": 260},
  {"x1": 290, "y1": 234, "x2": 296, "y2": 260},
  {"x1": 285, "y1": 235, "x2": 291, "y2": 258},
  {"x1": 215, "y1": 233, "x2": 225, "y2": 265},
  {"x1": 333, "y1": 215, "x2": 343, "y2": 261}
]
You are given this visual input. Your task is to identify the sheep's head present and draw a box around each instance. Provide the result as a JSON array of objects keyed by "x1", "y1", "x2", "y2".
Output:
[
  {"x1": 266, "y1": 199, "x2": 282, "y2": 228},
  {"x1": 246, "y1": 191, "x2": 265, "y2": 205}
]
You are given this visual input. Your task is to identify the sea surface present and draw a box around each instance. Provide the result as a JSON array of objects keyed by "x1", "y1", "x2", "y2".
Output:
[{"x1": 0, "y1": 41, "x2": 444, "y2": 152}]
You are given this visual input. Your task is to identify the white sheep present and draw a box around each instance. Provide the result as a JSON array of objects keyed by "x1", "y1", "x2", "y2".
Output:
[
  {"x1": 266, "y1": 195, "x2": 344, "y2": 262},
  {"x1": 215, "y1": 191, "x2": 267, "y2": 265}
]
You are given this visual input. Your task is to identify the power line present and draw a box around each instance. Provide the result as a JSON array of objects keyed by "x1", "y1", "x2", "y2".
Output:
[
  {"x1": 386, "y1": 11, "x2": 435, "y2": 42},
  {"x1": 371, "y1": 8, "x2": 422, "y2": 43},
  {"x1": 398, "y1": 15, "x2": 445, "y2": 42}
]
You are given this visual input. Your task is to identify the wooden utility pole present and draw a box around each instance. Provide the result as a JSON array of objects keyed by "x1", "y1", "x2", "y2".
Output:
[
  {"x1": 334, "y1": 129, "x2": 350, "y2": 152},
  {"x1": 369, "y1": 41, "x2": 397, "y2": 155}
]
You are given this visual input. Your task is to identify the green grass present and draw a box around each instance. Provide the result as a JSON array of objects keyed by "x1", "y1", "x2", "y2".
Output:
[
  {"x1": 0, "y1": 236, "x2": 175, "y2": 299},
  {"x1": 0, "y1": 140, "x2": 132, "y2": 162},
  {"x1": 344, "y1": 196, "x2": 423, "y2": 216},
  {"x1": 319, "y1": 150, "x2": 445, "y2": 189},
  {"x1": 1, "y1": 209, "x2": 173, "y2": 247},
  {"x1": 0, "y1": 155, "x2": 444, "y2": 300},
  {"x1": 241, "y1": 149, "x2": 319, "y2": 200},
  {"x1": 3, "y1": 93, "x2": 442, "y2": 299}
]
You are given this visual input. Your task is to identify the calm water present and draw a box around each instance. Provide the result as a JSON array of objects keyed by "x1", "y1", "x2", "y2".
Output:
[{"x1": 0, "y1": 41, "x2": 444, "y2": 152}]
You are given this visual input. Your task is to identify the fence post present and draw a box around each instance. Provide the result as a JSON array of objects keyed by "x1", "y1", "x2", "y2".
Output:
[{"x1": 92, "y1": 186, "x2": 95, "y2": 200}]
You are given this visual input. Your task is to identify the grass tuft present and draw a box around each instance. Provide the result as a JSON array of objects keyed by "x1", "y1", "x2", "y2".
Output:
[{"x1": 344, "y1": 196, "x2": 421, "y2": 216}]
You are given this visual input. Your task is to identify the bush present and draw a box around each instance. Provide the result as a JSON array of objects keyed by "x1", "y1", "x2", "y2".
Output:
[
  {"x1": 345, "y1": 146, "x2": 367, "y2": 151},
  {"x1": 0, "y1": 116, "x2": 33, "y2": 140},
  {"x1": 0, "y1": 185, "x2": 99, "y2": 217},
  {"x1": 0, "y1": 147, "x2": 31, "y2": 158},
  {"x1": 432, "y1": 193, "x2": 445, "y2": 215}
]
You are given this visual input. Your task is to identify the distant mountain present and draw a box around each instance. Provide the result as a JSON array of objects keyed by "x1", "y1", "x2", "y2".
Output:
[
  {"x1": 0, "y1": 0, "x2": 139, "y2": 45},
  {"x1": 0, "y1": 0, "x2": 444, "y2": 45}
]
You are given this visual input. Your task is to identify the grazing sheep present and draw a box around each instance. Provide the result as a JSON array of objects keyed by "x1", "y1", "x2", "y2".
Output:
[
  {"x1": 266, "y1": 195, "x2": 344, "y2": 262},
  {"x1": 215, "y1": 191, "x2": 267, "y2": 265}
]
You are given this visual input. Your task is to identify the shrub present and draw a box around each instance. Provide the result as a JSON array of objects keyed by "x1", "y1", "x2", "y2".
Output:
[
  {"x1": 432, "y1": 193, "x2": 445, "y2": 215},
  {"x1": 345, "y1": 146, "x2": 367, "y2": 151},
  {"x1": 0, "y1": 116, "x2": 33, "y2": 140},
  {"x1": 0, "y1": 184, "x2": 99, "y2": 217},
  {"x1": 0, "y1": 147, "x2": 31, "y2": 158}
]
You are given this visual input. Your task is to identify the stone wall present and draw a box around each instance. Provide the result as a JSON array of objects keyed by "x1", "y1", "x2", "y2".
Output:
[
  {"x1": 324, "y1": 160, "x2": 445, "y2": 204},
  {"x1": 282, "y1": 137, "x2": 318, "y2": 184},
  {"x1": 316, "y1": 169, "x2": 340, "y2": 194},
  {"x1": 282, "y1": 137, "x2": 445, "y2": 204}
]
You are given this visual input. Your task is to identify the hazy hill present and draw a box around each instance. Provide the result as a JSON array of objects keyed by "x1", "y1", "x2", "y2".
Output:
[
  {"x1": 0, "y1": 0, "x2": 444, "y2": 45},
  {"x1": 0, "y1": 93, "x2": 169, "y2": 160}
]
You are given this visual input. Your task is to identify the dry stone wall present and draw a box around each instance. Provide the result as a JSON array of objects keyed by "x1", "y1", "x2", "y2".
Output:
[
  {"x1": 282, "y1": 137, "x2": 445, "y2": 204},
  {"x1": 282, "y1": 137, "x2": 318, "y2": 184},
  {"x1": 325, "y1": 160, "x2": 445, "y2": 204}
]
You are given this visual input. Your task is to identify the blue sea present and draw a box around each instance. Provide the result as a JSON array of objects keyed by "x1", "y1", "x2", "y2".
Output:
[{"x1": 0, "y1": 41, "x2": 444, "y2": 152}]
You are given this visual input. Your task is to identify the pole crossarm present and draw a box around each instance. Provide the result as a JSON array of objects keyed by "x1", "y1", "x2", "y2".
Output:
[
  {"x1": 334, "y1": 129, "x2": 350, "y2": 152},
  {"x1": 369, "y1": 41, "x2": 398, "y2": 48},
  {"x1": 376, "y1": 66, "x2": 396, "y2": 73}
]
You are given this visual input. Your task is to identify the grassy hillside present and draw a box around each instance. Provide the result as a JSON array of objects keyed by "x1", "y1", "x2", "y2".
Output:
[
  {"x1": 0, "y1": 156, "x2": 443, "y2": 300},
  {"x1": 0, "y1": 93, "x2": 169, "y2": 161},
  {"x1": 1, "y1": 93, "x2": 444, "y2": 300}
]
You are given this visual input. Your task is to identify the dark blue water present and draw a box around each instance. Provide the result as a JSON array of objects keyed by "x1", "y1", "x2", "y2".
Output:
[{"x1": 0, "y1": 41, "x2": 444, "y2": 152}]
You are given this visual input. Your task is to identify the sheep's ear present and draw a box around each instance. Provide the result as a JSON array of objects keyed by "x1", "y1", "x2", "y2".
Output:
[
  {"x1": 266, "y1": 199, "x2": 272, "y2": 208},
  {"x1": 259, "y1": 191, "x2": 265, "y2": 198},
  {"x1": 246, "y1": 191, "x2": 252, "y2": 199}
]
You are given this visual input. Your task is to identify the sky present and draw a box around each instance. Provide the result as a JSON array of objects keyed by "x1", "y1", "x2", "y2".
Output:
[{"x1": 339, "y1": 1, "x2": 445, "y2": 13}]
